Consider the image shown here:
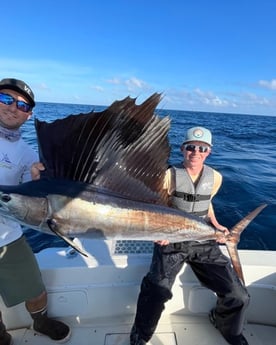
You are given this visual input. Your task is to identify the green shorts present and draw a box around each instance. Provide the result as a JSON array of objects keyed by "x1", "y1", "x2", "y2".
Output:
[{"x1": 0, "y1": 235, "x2": 45, "y2": 307}]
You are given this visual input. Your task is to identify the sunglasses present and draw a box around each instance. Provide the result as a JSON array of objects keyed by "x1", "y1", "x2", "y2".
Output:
[
  {"x1": 184, "y1": 144, "x2": 210, "y2": 153},
  {"x1": 0, "y1": 92, "x2": 32, "y2": 113}
]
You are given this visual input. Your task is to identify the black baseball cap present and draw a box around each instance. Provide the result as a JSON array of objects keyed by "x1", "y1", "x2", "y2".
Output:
[{"x1": 0, "y1": 78, "x2": 35, "y2": 107}]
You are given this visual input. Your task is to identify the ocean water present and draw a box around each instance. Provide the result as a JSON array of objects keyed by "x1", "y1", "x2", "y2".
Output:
[{"x1": 21, "y1": 101, "x2": 276, "y2": 252}]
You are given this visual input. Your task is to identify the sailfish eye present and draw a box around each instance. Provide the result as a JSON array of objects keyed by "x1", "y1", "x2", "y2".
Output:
[{"x1": 1, "y1": 194, "x2": 11, "y2": 202}]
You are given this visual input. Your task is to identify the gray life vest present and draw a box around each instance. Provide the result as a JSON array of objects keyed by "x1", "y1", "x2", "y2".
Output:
[{"x1": 171, "y1": 164, "x2": 214, "y2": 217}]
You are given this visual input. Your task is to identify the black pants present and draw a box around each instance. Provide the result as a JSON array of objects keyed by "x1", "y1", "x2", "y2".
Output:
[{"x1": 133, "y1": 241, "x2": 250, "y2": 342}]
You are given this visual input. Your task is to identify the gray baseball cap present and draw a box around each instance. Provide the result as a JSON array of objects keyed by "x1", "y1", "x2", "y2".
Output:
[{"x1": 183, "y1": 126, "x2": 212, "y2": 146}]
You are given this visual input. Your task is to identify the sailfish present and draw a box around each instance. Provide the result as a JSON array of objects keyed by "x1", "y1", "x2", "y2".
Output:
[{"x1": 0, "y1": 93, "x2": 266, "y2": 284}]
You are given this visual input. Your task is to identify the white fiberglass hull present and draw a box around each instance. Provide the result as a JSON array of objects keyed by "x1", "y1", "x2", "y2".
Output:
[{"x1": 1, "y1": 239, "x2": 276, "y2": 345}]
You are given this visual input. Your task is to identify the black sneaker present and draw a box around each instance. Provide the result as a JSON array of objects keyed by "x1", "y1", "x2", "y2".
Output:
[
  {"x1": 209, "y1": 308, "x2": 248, "y2": 345},
  {"x1": 224, "y1": 334, "x2": 249, "y2": 345},
  {"x1": 130, "y1": 324, "x2": 147, "y2": 345},
  {"x1": 33, "y1": 315, "x2": 71, "y2": 343},
  {"x1": 0, "y1": 318, "x2": 13, "y2": 345},
  {"x1": 209, "y1": 308, "x2": 218, "y2": 328},
  {"x1": 0, "y1": 331, "x2": 13, "y2": 345}
]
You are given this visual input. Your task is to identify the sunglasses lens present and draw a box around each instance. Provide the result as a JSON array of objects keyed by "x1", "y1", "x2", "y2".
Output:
[
  {"x1": 185, "y1": 145, "x2": 196, "y2": 152},
  {"x1": 0, "y1": 93, "x2": 31, "y2": 112},
  {"x1": 185, "y1": 144, "x2": 209, "y2": 153},
  {"x1": 16, "y1": 101, "x2": 31, "y2": 113},
  {"x1": 0, "y1": 93, "x2": 13, "y2": 105},
  {"x1": 199, "y1": 146, "x2": 208, "y2": 153}
]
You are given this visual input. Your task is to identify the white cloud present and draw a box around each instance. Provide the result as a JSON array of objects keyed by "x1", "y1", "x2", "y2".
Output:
[
  {"x1": 1, "y1": 57, "x2": 276, "y2": 115},
  {"x1": 106, "y1": 76, "x2": 149, "y2": 92},
  {"x1": 163, "y1": 86, "x2": 275, "y2": 115},
  {"x1": 90, "y1": 85, "x2": 104, "y2": 92},
  {"x1": 0, "y1": 58, "x2": 94, "y2": 79},
  {"x1": 106, "y1": 78, "x2": 121, "y2": 85},
  {"x1": 239, "y1": 92, "x2": 270, "y2": 105},
  {"x1": 125, "y1": 77, "x2": 146, "y2": 89},
  {"x1": 258, "y1": 79, "x2": 276, "y2": 90},
  {"x1": 36, "y1": 82, "x2": 50, "y2": 91},
  {"x1": 193, "y1": 88, "x2": 230, "y2": 107}
]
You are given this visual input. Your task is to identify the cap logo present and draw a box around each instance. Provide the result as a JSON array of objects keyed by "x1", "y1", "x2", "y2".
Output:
[
  {"x1": 193, "y1": 128, "x2": 204, "y2": 139},
  {"x1": 24, "y1": 85, "x2": 32, "y2": 95}
]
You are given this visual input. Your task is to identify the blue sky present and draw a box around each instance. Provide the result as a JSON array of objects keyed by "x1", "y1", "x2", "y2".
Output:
[{"x1": 2, "y1": 0, "x2": 276, "y2": 116}]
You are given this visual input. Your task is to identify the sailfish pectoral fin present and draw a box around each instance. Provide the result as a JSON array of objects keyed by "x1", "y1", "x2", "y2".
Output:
[
  {"x1": 46, "y1": 219, "x2": 88, "y2": 257},
  {"x1": 225, "y1": 203, "x2": 267, "y2": 285}
]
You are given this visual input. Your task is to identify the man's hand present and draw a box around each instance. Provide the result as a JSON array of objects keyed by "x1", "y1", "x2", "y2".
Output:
[
  {"x1": 154, "y1": 240, "x2": 170, "y2": 246},
  {"x1": 215, "y1": 226, "x2": 230, "y2": 244},
  {"x1": 31, "y1": 162, "x2": 45, "y2": 180}
]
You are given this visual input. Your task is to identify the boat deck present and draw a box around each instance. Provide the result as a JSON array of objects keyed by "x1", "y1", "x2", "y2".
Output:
[
  {"x1": 3, "y1": 240, "x2": 276, "y2": 345},
  {"x1": 8, "y1": 315, "x2": 276, "y2": 344}
]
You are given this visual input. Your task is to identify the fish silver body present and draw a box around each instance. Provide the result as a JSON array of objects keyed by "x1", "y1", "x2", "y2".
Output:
[
  {"x1": 0, "y1": 179, "x2": 219, "y2": 243},
  {"x1": 0, "y1": 93, "x2": 267, "y2": 283}
]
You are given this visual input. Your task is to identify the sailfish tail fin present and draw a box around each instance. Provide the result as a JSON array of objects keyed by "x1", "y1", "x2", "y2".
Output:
[{"x1": 225, "y1": 204, "x2": 267, "y2": 284}]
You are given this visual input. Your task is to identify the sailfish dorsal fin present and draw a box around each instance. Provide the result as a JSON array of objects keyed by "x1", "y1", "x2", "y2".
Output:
[{"x1": 35, "y1": 93, "x2": 171, "y2": 204}]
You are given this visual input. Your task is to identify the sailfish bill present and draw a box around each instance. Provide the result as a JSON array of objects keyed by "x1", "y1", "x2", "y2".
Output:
[{"x1": 0, "y1": 93, "x2": 267, "y2": 284}]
